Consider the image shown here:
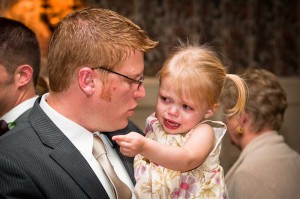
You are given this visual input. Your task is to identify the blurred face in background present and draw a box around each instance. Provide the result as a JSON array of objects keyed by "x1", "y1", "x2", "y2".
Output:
[
  {"x1": 224, "y1": 114, "x2": 242, "y2": 148},
  {"x1": 0, "y1": 65, "x2": 17, "y2": 117}
]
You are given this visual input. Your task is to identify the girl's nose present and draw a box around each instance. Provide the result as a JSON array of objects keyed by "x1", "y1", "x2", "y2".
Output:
[{"x1": 168, "y1": 105, "x2": 179, "y2": 118}]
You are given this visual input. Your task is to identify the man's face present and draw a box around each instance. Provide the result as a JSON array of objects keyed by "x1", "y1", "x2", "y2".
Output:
[{"x1": 94, "y1": 50, "x2": 146, "y2": 131}]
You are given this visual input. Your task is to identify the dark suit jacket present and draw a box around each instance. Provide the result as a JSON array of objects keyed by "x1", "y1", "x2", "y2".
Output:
[
  {"x1": 14, "y1": 107, "x2": 31, "y2": 124},
  {"x1": 0, "y1": 97, "x2": 143, "y2": 198},
  {"x1": 0, "y1": 106, "x2": 31, "y2": 136}
]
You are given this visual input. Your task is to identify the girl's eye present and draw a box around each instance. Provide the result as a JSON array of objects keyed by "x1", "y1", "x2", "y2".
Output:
[
  {"x1": 183, "y1": 104, "x2": 193, "y2": 111},
  {"x1": 160, "y1": 96, "x2": 171, "y2": 103}
]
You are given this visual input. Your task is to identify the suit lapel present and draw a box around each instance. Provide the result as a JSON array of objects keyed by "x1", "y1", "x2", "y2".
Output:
[
  {"x1": 29, "y1": 98, "x2": 109, "y2": 198},
  {"x1": 50, "y1": 138, "x2": 108, "y2": 198}
]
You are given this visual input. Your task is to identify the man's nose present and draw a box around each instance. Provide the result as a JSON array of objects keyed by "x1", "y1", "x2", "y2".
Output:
[{"x1": 134, "y1": 84, "x2": 146, "y2": 99}]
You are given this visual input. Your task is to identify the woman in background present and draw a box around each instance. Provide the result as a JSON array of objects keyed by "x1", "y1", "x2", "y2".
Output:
[{"x1": 221, "y1": 68, "x2": 300, "y2": 199}]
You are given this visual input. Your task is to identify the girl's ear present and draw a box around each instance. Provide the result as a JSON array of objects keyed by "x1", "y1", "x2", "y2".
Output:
[
  {"x1": 204, "y1": 109, "x2": 214, "y2": 119},
  {"x1": 78, "y1": 67, "x2": 95, "y2": 96},
  {"x1": 204, "y1": 103, "x2": 219, "y2": 119}
]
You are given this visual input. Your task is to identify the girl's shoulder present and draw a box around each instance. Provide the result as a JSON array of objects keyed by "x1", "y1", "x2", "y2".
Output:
[
  {"x1": 190, "y1": 120, "x2": 226, "y2": 133},
  {"x1": 199, "y1": 120, "x2": 227, "y2": 129},
  {"x1": 191, "y1": 120, "x2": 227, "y2": 146}
]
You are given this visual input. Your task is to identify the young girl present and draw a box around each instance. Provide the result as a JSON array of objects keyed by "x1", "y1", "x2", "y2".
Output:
[{"x1": 113, "y1": 44, "x2": 247, "y2": 199}]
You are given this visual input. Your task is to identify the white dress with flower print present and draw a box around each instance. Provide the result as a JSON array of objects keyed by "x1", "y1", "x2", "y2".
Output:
[{"x1": 134, "y1": 114, "x2": 229, "y2": 199}]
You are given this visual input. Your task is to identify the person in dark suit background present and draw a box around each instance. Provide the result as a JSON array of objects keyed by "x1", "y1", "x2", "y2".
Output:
[
  {"x1": 0, "y1": 17, "x2": 40, "y2": 132},
  {"x1": 0, "y1": 7, "x2": 158, "y2": 199}
]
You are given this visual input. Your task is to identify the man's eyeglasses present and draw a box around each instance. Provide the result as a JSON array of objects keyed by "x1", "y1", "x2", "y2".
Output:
[{"x1": 92, "y1": 66, "x2": 144, "y2": 90}]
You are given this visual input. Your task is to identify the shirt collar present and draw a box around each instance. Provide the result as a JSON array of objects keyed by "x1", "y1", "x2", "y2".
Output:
[
  {"x1": 39, "y1": 93, "x2": 94, "y2": 160},
  {"x1": 1, "y1": 96, "x2": 38, "y2": 122}
]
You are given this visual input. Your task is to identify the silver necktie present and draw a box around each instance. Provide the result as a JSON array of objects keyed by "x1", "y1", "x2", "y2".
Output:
[{"x1": 93, "y1": 135, "x2": 132, "y2": 199}]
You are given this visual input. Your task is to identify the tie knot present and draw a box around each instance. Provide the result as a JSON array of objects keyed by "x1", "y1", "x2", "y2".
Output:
[{"x1": 0, "y1": 120, "x2": 10, "y2": 136}]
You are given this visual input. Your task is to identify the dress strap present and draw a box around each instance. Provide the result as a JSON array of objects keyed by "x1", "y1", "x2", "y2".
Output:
[{"x1": 197, "y1": 120, "x2": 227, "y2": 153}]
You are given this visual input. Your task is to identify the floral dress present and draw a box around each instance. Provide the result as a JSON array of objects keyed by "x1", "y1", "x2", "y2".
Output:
[{"x1": 134, "y1": 113, "x2": 229, "y2": 199}]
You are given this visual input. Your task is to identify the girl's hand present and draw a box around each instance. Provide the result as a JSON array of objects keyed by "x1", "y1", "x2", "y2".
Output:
[{"x1": 112, "y1": 132, "x2": 146, "y2": 157}]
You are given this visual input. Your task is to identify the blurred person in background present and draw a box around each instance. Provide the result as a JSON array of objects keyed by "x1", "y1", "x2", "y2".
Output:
[
  {"x1": 0, "y1": 0, "x2": 86, "y2": 96},
  {"x1": 221, "y1": 68, "x2": 300, "y2": 199},
  {"x1": 0, "y1": 0, "x2": 51, "y2": 56},
  {"x1": 0, "y1": 17, "x2": 40, "y2": 134}
]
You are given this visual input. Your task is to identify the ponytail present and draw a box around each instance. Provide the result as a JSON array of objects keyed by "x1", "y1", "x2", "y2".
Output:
[{"x1": 224, "y1": 74, "x2": 248, "y2": 117}]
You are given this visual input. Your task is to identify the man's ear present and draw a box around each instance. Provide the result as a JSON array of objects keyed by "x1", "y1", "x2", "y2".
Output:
[
  {"x1": 78, "y1": 67, "x2": 95, "y2": 96},
  {"x1": 15, "y1": 65, "x2": 33, "y2": 87}
]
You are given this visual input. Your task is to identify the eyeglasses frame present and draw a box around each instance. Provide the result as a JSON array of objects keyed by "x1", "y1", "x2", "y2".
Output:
[{"x1": 91, "y1": 66, "x2": 144, "y2": 90}]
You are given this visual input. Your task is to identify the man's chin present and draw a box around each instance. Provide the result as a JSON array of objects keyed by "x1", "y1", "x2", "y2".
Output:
[{"x1": 115, "y1": 119, "x2": 129, "y2": 131}]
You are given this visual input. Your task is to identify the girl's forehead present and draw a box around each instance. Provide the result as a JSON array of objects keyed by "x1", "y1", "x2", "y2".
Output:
[{"x1": 160, "y1": 78, "x2": 197, "y2": 104}]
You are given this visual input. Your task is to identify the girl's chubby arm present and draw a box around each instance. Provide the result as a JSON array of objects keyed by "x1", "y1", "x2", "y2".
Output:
[{"x1": 112, "y1": 123, "x2": 215, "y2": 172}]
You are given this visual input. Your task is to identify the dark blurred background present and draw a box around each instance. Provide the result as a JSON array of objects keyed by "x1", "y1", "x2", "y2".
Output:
[
  {"x1": 88, "y1": 0, "x2": 300, "y2": 77},
  {"x1": 1, "y1": 0, "x2": 299, "y2": 77}
]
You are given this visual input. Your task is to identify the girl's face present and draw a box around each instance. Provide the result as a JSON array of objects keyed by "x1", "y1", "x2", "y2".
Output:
[{"x1": 156, "y1": 77, "x2": 208, "y2": 134}]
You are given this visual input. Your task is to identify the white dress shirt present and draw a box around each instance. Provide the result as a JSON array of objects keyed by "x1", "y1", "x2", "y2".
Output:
[
  {"x1": 1, "y1": 96, "x2": 38, "y2": 122},
  {"x1": 39, "y1": 93, "x2": 135, "y2": 199}
]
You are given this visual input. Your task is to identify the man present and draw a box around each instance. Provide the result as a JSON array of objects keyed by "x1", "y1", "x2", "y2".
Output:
[
  {"x1": 0, "y1": 8, "x2": 158, "y2": 198},
  {"x1": 0, "y1": 17, "x2": 40, "y2": 133}
]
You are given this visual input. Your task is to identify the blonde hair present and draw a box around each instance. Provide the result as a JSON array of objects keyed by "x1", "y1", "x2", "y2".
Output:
[
  {"x1": 221, "y1": 68, "x2": 287, "y2": 132},
  {"x1": 158, "y1": 44, "x2": 247, "y2": 116},
  {"x1": 48, "y1": 7, "x2": 158, "y2": 92}
]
